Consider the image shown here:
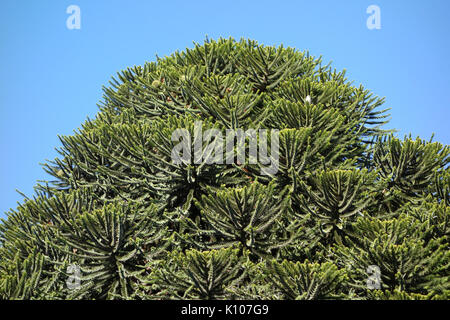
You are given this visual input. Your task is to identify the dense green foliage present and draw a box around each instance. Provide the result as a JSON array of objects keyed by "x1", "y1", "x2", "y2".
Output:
[{"x1": 0, "y1": 38, "x2": 448, "y2": 300}]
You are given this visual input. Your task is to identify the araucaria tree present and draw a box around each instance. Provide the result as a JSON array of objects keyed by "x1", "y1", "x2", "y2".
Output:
[{"x1": 0, "y1": 38, "x2": 448, "y2": 300}]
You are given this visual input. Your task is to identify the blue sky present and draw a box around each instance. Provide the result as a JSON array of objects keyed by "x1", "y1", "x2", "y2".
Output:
[{"x1": 1, "y1": 0, "x2": 449, "y2": 219}]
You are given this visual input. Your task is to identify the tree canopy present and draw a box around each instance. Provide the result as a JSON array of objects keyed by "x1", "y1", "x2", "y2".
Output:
[{"x1": 0, "y1": 38, "x2": 448, "y2": 300}]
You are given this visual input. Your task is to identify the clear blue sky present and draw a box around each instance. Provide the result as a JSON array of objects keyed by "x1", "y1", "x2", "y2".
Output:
[{"x1": 1, "y1": 0, "x2": 449, "y2": 219}]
